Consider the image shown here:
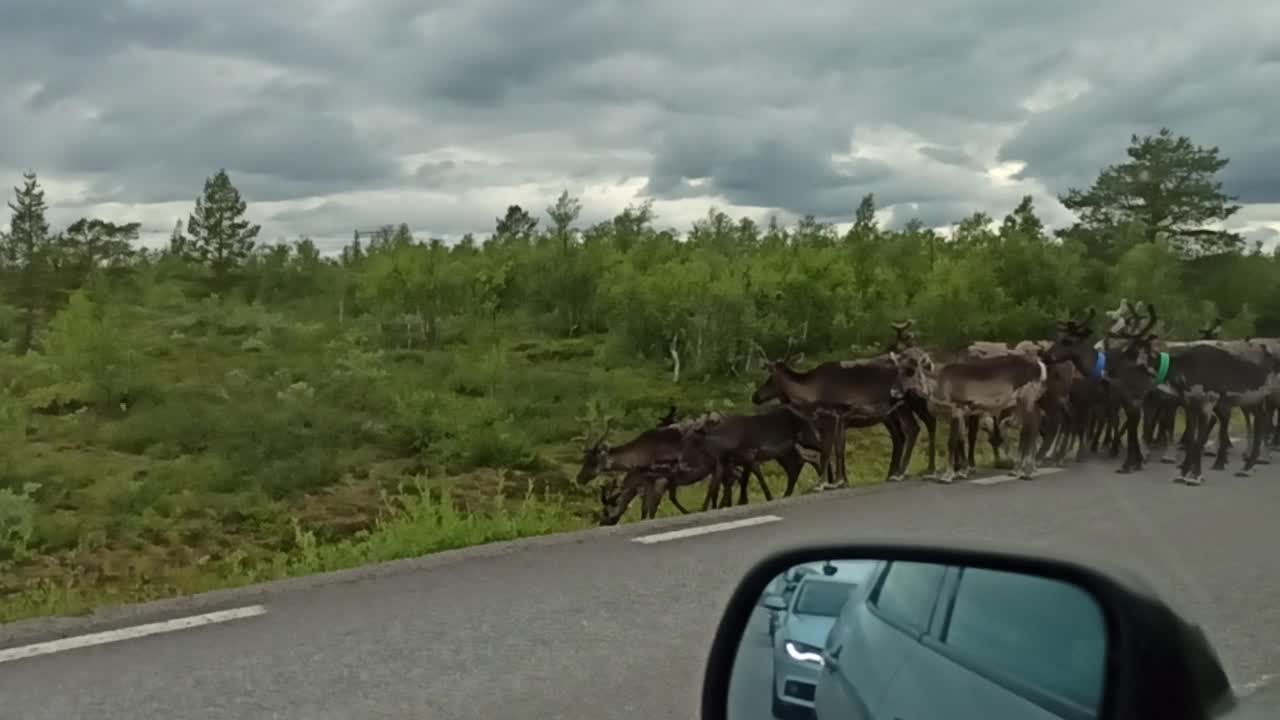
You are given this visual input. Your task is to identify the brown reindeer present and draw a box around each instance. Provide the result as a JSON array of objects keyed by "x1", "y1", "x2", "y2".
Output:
[
  {"x1": 891, "y1": 344, "x2": 1049, "y2": 482},
  {"x1": 593, "y1": 407, "x2": 826, "y2": 525},
  {"x1": 750, "y1": 349, "x2": 911, "y2": 488},
  {"x1": 676, "y1": 404, "x2": 830, "y2": 507}
]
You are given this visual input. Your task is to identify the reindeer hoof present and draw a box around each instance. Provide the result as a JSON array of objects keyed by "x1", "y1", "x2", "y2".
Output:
[
  {"x1": 1235, "y1": 468, "x2": 1253, "y2": 478},
  {"x1": 1159, "y1": 454, "x2": 1176, "y2": 464},
  {"x1": 1257, "y1": 456, "x2": 1272, "y2": 465},
  {"x1": 938, "y1": 473, "x2": 956, "y2": 484},
  {"x1": 1184, "y1": 474, "x2": 1204, "y2": 486}
]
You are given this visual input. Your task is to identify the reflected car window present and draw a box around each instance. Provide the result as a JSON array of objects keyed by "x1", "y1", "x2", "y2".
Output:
[
  {"x1": 792, "y1": 580, "x2": 854, "y2": 617},
  {"x1": 871, "y1": 560, "x2": 946, "y2": 631},
  {"x1": 944, "y1": 567, "x2": 1107, "y2": 710}
]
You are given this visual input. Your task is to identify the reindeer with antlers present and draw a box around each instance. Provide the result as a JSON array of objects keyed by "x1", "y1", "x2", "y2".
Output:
[
  {"x1": 748, "y1": 336, "x2": 913, "y2": 488},
  {"x1": 1052, "y1": 304, "x2": 1276, "y2": 482}
]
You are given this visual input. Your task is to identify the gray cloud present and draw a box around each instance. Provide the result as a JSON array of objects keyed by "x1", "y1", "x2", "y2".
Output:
[{"x1": 2, "y1": 0, "x2": 1278, "y2": 245}]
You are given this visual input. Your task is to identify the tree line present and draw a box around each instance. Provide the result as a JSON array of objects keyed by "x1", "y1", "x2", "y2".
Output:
[{"x1": 0, "y1": 128, "x2": 1277, "y2": 616}]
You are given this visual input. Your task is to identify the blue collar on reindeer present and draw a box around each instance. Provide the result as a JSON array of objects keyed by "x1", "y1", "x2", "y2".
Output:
[{"x1": 1093, "y1": 350, "x2": 1106, "y2": 379}]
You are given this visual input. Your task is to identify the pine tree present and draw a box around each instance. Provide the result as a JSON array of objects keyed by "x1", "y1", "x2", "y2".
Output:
[
  {"x1": 4, "y1": 171, "x2": 52, "y2": 353},
  {"x1": 185, "y1": 169, "x2": 260, "y2": 289}
]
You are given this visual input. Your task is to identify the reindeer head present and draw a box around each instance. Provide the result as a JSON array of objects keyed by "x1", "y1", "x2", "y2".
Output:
[
  {"x1": 887, "y1": 346, "x2": 934, "y2": 398},
  {"x1": 574, "y1": 418, "x2": 614, "y2": 485},
  {"x1": 1112, "y1": 304, "x2": 1161, "y2": 374},
  {"x1": 749, "y1": 341, "x2": 803, "y2": 404},
  {"x1": 597, "y1": 478, "x2": 624, "y2": 525},
  {"x1": 1044, "y1": 307, "x2": 1097, "y2": 364},
  {"x1": 888, "y1": 319, "x2": 918, "y2": 352}
]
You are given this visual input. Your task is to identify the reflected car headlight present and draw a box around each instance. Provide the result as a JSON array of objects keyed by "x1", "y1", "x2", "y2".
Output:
[{"x1": 784, "y1": 641, "x2": 825, "y2": 665}]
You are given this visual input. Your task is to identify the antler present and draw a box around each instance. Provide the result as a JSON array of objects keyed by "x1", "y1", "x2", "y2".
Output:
[
  {"x1": 1131, "y1": 304, "x2": 1158, "y2": 339},
  {"x1": 1199, "y1": 317, "x2": 1223, "y2": 338}
]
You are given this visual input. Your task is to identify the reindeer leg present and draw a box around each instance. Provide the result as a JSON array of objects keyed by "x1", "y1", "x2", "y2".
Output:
[
  {"x1": 1017, "y1": 401, "x2": 1042, "y2": 480},
  {"x1": 1211, "y1": 403, "x2": 1232, "y2": 471},
  {"x1": 1184, "y1": 393, "x2": 1216, "y2": 486},
  {"x1": 896, "y1": 406, "x2": 919, "y2": 481},
  {"x1": 1237, "y1": 405, "x2": 1265, "y2": 477},
  {"x1": 667, "y1": 484, "x2": 691, "y2": 514},
  {"x1": 913, "y1": 399, "x2": 938, "y2": 477},
  {"x1": 883, "y1": 414, "x2": 905, "y2": 483},
  {"x1": 832, "y1": 415, "x2": 851, "y2": 488},
  {"x1": 940, "y1": 415, "x2": 963, "y2": 483},
  {"x1": 601, "y1": 483, "x2": 640, "y2": 526},
  {"x1": 1203, "y1": 410, "x2": 1221, "y2": 457},
  {"x1": 965, "y1": 414, "x2": 980, "y2": 472},
  {"x1": 751, "y1": 463, "x2": 773, "y2": 501},
  {"x1": 641, "y1": 477, "x2": 661, "y2": 519},
  {"x1": 1117, "y1": 401, "x2": 1143, "y2": 474},
  {"x1": 724, "y1": 464, "x2": 743, "y2": 507},
  {"x1": 778, "y1": 452, "x2": 803, "y2": 497},
  {"x1": 702, "y1": 462, "x2": 723, "y2": 511}
]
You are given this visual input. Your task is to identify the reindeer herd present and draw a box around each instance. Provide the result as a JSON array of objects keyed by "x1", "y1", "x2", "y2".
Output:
[{"x1": 574, "y1": 300, "x2": 1280, "y2": 525}]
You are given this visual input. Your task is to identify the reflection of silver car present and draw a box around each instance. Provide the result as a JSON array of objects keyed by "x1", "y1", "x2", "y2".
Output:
[
  {"x1": 813, "y1": 560, "x2": 1107, "y2": 720},
  {"x1": 765, "y1": 561, "x2": 877, "y2": 718}
]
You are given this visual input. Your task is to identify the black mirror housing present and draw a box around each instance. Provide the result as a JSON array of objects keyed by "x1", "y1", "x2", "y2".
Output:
[{"x1": 700, "y1": 537, "x2": 1236, "y2": 720}]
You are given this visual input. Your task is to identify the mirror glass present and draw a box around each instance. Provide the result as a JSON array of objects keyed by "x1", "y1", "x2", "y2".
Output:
[{"x1": 730, "y1": 558, "x2": 1108, "y2": 720}]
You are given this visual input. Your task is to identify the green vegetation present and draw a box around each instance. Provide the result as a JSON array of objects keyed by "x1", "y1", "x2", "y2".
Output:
[{"x1": 1, "y1": 129, "x2": 1277, "y2": 622}]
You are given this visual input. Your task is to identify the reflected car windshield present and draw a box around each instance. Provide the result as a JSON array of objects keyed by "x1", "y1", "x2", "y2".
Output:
[{"x1": 793, "y1": 579, "x2": 854, "y2": 616}]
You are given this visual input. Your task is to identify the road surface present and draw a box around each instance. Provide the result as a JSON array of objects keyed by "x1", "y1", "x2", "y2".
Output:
[{"x1": 3, "y1": 458, "x2": 1280, "y2": 719}]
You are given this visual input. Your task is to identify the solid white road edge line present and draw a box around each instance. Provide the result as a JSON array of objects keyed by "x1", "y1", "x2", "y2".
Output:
[
  {"x1": 632, "y1": 514, "x2": 783, "y2": 544},
  {"x1": 0, "y1": 605, "x2": 268, "y2": 664}
]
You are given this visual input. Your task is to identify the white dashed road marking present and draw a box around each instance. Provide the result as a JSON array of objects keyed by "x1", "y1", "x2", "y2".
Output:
[
  {"x1": 969, "y1": 467, "x2": 1065, "y2": 485},
  {"x1": 0, "y1": 605, "x2": 268, "y2": 665},
  {"x1": 632, "y1": 514, "x2": 783, "y2": 544}
]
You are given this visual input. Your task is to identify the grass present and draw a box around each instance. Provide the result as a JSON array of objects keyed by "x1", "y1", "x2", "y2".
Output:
[{"x1": 0, "y1": 298, "x2": 1000, "y2": 624}]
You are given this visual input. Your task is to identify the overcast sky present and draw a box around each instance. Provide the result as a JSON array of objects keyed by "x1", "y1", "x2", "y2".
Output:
[{"x1": 3, "y1": 0, "x2": 1278, "y2": 252}]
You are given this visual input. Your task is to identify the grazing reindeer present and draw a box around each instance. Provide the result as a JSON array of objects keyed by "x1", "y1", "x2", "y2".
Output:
[
  {"x1": 677, "y1": 404, "x2": 829, "y2": 507},
  {"x1": 576, "y1": 413, "x2": 722, "y2": 521},
  {"x1": 593, "y1": 406, "x2": 826, "y2": 525},
  {"x1": 891, "y1": 344, "x2": 1049, "y2": 482},
  {"x1": 750, "y1": 349, "x2": 911, "y2": 488}
]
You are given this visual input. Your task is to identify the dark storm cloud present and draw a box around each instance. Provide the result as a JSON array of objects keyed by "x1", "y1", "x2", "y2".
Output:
[
  {"x1": 3, "y1": 0, "x2": 1278, "y2": 240},
  {"x1": 997, "y1": 7, "x2": 1280, "y2": 203}
]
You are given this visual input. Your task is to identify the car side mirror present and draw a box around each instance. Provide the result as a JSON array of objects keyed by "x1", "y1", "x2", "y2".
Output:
[
  {"x1": 761, "y1": 593, "x2": 787, "y2": 612},
  {"x1": 700, "y1": 540, "x2": 1237, "y2": 720}
]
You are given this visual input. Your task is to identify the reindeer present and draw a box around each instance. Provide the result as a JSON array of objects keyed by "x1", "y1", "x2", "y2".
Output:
[
  {"x1": 677, "y1": 404, "x2": 830, "y2": 508},
  {"x1": 1166, "y1": 333, "x2": 1280, "y2": 467},
  {"x1": 592, "y1": 406, "x2": 827, "y2": 525},
  {"x1": 886, "y1": 320, "x2": 939, "y2": 477},
  {"x1": 750, "y1": 348, "x2": 911, "y2": 488},
  {"x1": 576, "y1": 413, "x2": 724, "y2": 522},
  {"x1": 891, "y1": 343, "x2": 1049, "y2": 482},
  {"x1": 1089, "y1": 305, "x2": 1274, "y2": 483}
]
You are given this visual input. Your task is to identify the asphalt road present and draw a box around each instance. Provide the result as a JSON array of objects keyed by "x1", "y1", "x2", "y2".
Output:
[{"x1": 4, "y1": 456, "x2": 1280, "y2": 720}]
